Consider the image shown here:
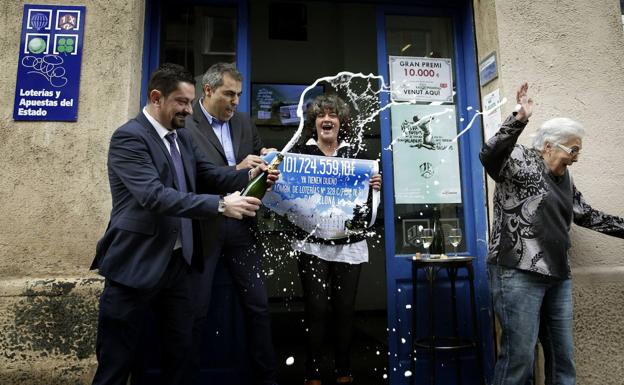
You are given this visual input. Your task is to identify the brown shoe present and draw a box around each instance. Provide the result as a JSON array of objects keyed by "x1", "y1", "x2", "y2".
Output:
[
  {"x1": 335, "y1": 376, "x2": 353, "y2": 384},
  {"x1": 304, "y1": 380, "x2": 322, "y2": 385}
]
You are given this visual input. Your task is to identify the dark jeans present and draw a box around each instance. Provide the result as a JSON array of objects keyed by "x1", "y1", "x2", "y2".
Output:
[
  {"x1": 92, "y1": 250, "x2": 194, "y2": 385},
  {"x1": 189, "y1": 218, "x2": 276, "y2": 385},
  {"x1": 297, "y1": 252, "x2": 362, "y2": 380},
  {"x1": 488, "y1": 264, "x2": 576, "y2": 385}
]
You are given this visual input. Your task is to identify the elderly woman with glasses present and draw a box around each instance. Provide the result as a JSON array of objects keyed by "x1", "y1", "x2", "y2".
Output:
[{"x1": 480, "y1": 82, "x2": 624, "y2": 385}]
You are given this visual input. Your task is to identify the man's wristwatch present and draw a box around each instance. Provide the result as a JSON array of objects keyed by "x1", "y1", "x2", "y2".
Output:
[{"x1": 218, "y1": 197, "x2": 226, "y2": 214}]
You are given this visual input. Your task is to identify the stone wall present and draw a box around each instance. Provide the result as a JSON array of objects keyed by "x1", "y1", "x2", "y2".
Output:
[
  {"x1": 0, "y1": 278, "x2": 102, "y2": 384},
  {"x1": 0, "y1": 0, "x2": 145, "y2": 383}
]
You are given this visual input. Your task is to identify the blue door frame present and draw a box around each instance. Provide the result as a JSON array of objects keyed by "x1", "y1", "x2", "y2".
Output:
[
  {"x1": 376, "y1": 3, "x2": 493, "y2": 384},
  {"x1": 139, "y1": 1, "x2": 492, "y2": 384}
]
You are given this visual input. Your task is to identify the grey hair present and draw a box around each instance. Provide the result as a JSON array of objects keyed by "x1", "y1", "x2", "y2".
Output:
[
  {"x1": 532, "y1": 117, "x2": 585, "y2": 150},
  {"x1": 201, "y1": 62, "x2": 243, "y2": 92}
]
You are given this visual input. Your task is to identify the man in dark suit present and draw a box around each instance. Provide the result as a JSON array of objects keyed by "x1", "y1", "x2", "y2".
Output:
[
  {"x1": 185, "y1": 63, "x2": 278, "y2": 385},
  {"x1": 90, "y1": 63, "x2": 274, "y2": 385}
]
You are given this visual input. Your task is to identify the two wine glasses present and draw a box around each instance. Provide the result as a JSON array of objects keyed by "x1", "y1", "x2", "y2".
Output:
[{"x1": 417, "y1": 227, "x2": 462, "y2": 258}]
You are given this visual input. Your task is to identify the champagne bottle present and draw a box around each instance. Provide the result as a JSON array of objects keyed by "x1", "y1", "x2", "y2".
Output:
[
  {"x1": 430, "y1": 208, "x2": 446, "y2": 257},
  {"x1": 241, "y1": 152, "x2": 284, "y2": 199}
]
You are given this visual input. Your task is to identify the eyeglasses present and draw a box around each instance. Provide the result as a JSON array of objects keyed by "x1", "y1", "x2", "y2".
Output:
[{"x1": 556, "y1": 143, "x2": 581, "y2": 156}]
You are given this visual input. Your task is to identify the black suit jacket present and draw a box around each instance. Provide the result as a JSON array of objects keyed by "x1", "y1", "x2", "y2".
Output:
[
  {"x1": 185, "y1": 102, "x2": 264, "y2": 167},
  {"x1": 185, "y1": 101, "x2": 264, "y2": 253},
  {"x1": 92, "y1": 111, "x2": 249, "y2": 289}
]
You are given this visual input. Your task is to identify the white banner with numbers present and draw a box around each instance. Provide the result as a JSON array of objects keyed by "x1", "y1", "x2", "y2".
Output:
[{"x1": 262, "y1": 152, "x2": 379, "y2": 240}]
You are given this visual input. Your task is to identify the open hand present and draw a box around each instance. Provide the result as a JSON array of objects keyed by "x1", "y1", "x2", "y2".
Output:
[{"x1": 515, "y1": 82, "x2": 534, "y2": 123}]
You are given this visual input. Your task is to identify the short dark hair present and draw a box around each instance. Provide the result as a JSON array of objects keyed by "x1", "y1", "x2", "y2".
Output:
[
  {"x1": 304, "y1": 94, "x2": 352, "y2": 142},
  {"x1": 201, "y1": 62, "x2": 243, "y2": 91},
  {"x1": 147, "y1": 63, "x2": 195, "y2": 99}
]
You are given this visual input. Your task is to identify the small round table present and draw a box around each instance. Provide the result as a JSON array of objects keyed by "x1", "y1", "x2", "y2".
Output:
[{"x1": 410, "y1": 256, "x2": 485, "y2": 385}]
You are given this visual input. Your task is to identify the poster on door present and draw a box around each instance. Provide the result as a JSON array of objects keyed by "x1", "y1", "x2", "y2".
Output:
[
  {"x1": 482, "y1": 88, "x2": 503, "y2": 141},
  {"x1": 388, "y1": 56, "x2": 453, "y2": 103},
  {"x1": 13, "y1": 4, "x2": 86, "y2": 121},
  {"x1": 390, "y1": 104, "x2": 462, "y2": 204}
]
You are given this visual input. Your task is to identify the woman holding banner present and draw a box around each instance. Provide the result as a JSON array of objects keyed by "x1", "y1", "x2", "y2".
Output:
[{"x1": 291, "y1": 94, "x2": 381, "y2": 385}]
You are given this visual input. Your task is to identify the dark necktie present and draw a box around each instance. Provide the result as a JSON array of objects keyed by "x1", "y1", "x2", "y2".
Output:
[{"x1": 165, "y1": 132, "x2": 193, "y2": 265}]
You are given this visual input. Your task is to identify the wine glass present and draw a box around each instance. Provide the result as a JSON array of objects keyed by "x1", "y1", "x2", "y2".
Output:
[
  {"x1": 419, "y1": 229, "x2": 433, "y2": 259},
  {"x1": 448, "y1": 228, "x2": 462, "y2": 257}
]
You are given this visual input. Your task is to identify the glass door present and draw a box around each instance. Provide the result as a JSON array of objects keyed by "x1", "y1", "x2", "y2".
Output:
[
  {"x1": 385, "y1": 15, "x2": 467, "y2": 260},
  {"x1": 376, "y1": 4, "x2": 493, "y2": 385},
  {"x1": 141, "y1": 0, "x2": 250, "y2": 112},
  {"x1": 159, "y1": 4, "x2": 237, "y2": 97}
]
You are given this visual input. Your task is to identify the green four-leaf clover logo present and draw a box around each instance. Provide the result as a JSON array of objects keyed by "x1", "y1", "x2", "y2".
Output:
[{"x1": 56, "y1": 37, "x2": 75, "y2": 54}]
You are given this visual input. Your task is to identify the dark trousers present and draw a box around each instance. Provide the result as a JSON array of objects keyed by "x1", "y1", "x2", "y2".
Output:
[
  {"x1": 92, "y1": 250, "x2": 194, "y2": 385},
  {"x1": 297, "y1": 252, "x2": 362, "y2": 380},
  {"x1": 189, "y1": 218, "x2": 276, "y2": 385}
]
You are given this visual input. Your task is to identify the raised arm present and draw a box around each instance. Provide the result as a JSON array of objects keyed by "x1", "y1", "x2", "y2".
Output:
[{"x1": 479, "y1": 82, "x2": 534, "y2": 182}]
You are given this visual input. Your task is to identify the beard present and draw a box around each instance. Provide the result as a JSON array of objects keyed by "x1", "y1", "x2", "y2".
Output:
[{"x1": 171, "y1": 113, "x2": 187, "y2": 129}]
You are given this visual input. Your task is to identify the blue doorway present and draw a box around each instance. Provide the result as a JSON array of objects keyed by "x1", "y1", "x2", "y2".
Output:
[
  {"x1": 376, "y1": 2, "x2": 494, "y2": 385},
  {"x1": 139, "y1": 1, "x2": 493, "y2": 384}
]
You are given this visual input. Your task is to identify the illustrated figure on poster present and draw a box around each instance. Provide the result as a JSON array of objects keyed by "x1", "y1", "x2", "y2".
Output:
[
  {"x1": 412, "y1": 114, "x2": 437, "y2": 149},
  {"x1": 399, "y1": 114, "x2": 437, "y2": 150},
  {"x1": 391, "y1": 103, "x2": 461, "y2": 205}
]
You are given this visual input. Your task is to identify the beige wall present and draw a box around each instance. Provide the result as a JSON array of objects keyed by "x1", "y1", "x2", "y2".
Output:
[
  {"x1": 473, "y1": 0, "x2": 624, "y2": 383},
  {"x1": 0, "y1": 0, "x2": 145, "y2": 382}
]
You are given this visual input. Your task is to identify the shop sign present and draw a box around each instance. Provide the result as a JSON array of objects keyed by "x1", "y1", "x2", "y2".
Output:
[
  {"x1": 390, "y1": 104, "x2": 462, "y2": 204},
  {"x1": 479, "y1": 51, "x2": 498, "y2": 86},
  {"x1": 13, "y1": 4, "x2": 86, "y2": 121},
  {"x1": 388, "y1": 56, "x2": 453, "y2": 102}
]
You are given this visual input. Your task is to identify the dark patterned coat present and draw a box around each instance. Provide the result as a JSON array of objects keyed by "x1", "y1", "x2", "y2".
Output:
[{"x1": 480, "y1": 114, "x2": 624, "y2": 278}]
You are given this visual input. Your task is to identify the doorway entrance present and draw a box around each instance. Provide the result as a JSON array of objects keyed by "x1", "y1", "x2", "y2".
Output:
[
  {"x1": 141, "y1": 1, "x2": 491, "y2": 384},
  {"x1": 248, "y1": 3, "x2": 387, "y2": 384}
]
